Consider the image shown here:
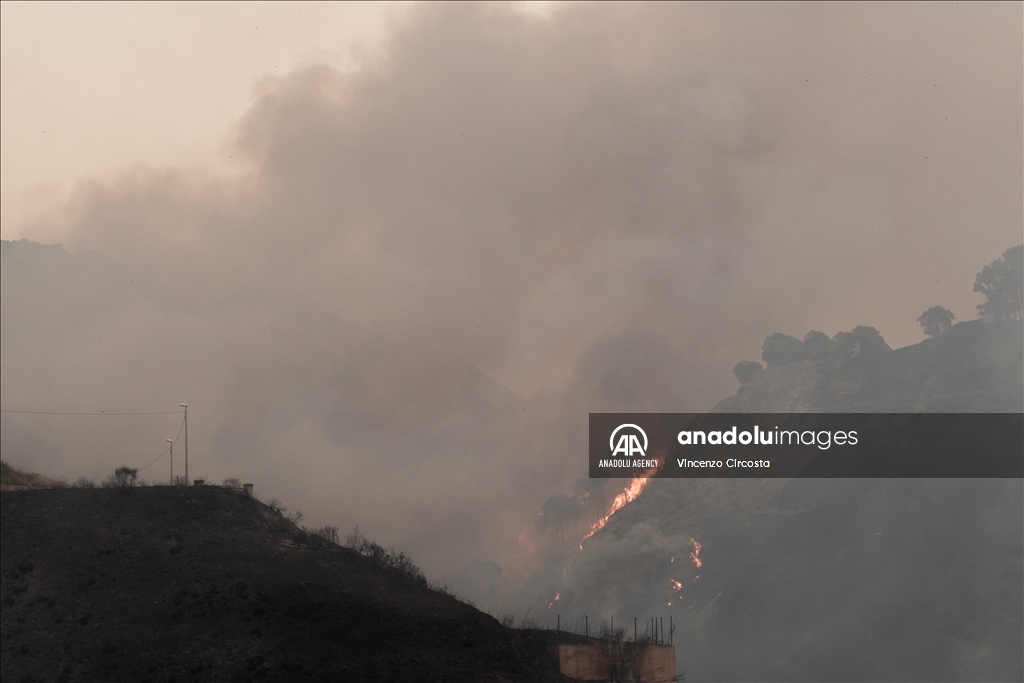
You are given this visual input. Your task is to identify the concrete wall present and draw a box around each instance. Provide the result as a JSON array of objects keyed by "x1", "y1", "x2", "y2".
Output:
[{"x1": 548, "y1": 643, "x2": 676, "y2": 682}]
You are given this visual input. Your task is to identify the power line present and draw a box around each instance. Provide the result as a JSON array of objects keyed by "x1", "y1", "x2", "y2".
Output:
[
  {"x1": 137, "y1": 416, "x2": 186, "y2": 473},
  {"x1": 1, "y1": 409, "x2": 183, "y2": 416},
  {"x1": 3, "y1": 407, "x2": 187, "y2": 474},
  {"x1": 3, "y1": 406, "x2": 189, "y2": 479}
]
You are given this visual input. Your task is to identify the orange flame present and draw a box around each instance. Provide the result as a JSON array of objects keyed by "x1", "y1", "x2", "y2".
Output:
[
  {"x1": 670, "y1": 578, "x2": 683, "y2": 591},
  {"x1": 579, "y1": 471, "x2": 655, "y2": 546}
]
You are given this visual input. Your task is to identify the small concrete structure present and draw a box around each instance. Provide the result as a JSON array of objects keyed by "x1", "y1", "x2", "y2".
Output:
[
  {"x1": 548, "y1": 643, "x2": 676, "y2": 682},
  {"x1": 193, "y1": 479, "x2": 205, "y2": 486},
  {"x1": 243, "y1": 483, "x2": 254, "y2": 497}
]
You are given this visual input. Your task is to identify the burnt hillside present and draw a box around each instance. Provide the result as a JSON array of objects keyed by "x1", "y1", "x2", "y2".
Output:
[{"x1": 0, "y1": 486, "x2": 567, "y2": 682}]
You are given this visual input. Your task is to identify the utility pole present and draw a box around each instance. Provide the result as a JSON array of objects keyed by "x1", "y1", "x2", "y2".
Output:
[
  {"x1": 167, "y1": 439, "x2": 174, "y2": 485},
  {"x1": 180, "y1": 404, "x2": 188, "y2": 485}
]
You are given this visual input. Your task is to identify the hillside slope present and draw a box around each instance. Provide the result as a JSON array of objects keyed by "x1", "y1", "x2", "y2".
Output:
[
  {"x1": 1, "y1": 238, "x2": 533, "y2": 577},
  {"x1": 555, "y1": 319, "x2": 1023, "y2": 681},
  {"x1": 714, "y1": 319, "x2": 1023, "y2": 413},
  {"x1": 0, "y1": 486, "x2": 566, "y2": 682},
  {"x1": 0, "y1": 460, "x2": 61, "y2": 489}
]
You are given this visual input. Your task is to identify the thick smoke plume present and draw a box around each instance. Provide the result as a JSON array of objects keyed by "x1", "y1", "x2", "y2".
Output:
[{"x1": 2, "y1": 2, "x2": 1020, "y2": 588}]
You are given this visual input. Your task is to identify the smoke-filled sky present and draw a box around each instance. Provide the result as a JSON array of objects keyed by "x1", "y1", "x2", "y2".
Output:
[{"x1": 1, "y1": 2, "x2": 1021, "y2": 580}]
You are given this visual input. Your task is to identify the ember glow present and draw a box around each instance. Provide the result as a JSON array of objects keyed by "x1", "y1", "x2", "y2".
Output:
[
  {"x1": 690, "y1": 538, "x2": 703, "y2": 578},
  {"x1": 670, "y1": 578, "x2": 684, "y2": 604},
  {"x1": 579, "y1": 471, "x2": 656, "y2": 546}
]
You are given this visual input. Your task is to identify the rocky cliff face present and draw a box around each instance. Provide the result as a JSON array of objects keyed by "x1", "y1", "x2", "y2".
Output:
[{"x1": 715, "y1": 319, "x2": 1023, "y2": 413}]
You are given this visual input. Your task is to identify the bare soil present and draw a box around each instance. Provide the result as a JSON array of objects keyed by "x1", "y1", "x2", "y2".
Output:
[{"x1": 0, "y1": 486, "x2": 569, "y2": 682}]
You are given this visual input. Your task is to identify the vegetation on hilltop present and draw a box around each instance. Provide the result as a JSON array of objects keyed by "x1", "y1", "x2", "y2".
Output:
[
  {"x1": 0, "y1": 460, "x2": 61, "y2": 488},
  {"x1": 974, "y1": 245, "x2": 1023, "y2": 322},
  {"x1": 731, "y1": 245, "x2": 1024, "y2": 412}
]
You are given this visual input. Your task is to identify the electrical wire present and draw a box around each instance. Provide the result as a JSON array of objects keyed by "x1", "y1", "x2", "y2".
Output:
[
  {"x1": 2, "y1": 407, "x2": 186, "y2": 475},
  {"x1": 137, "y1": 415, "x2": 186, "y2": 473},
  {"x1": 1, "y1": 409, "x2": 182, "y2": 416}
]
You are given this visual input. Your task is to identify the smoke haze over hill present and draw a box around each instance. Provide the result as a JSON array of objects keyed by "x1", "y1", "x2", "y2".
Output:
[{"x1": 2, "y1": 1, "x2": 1021, "y2": 638}]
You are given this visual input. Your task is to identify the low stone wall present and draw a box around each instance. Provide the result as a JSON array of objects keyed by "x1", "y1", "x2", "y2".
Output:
[{"x1": 548, "y1": 642, "x2": 676, "y2": 682}]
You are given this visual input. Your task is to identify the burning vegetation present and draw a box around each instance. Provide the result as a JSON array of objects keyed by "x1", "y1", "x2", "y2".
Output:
[{"x1": 580, "y1": 472, "x2": 657, "y2": 546}]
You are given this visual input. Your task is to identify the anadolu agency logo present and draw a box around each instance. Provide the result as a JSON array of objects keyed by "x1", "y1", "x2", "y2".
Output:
[
  {"x1": 599, "y1": 424, "x2": 658, "y2": 468},
  {"x1": 610, "y1": 423, "x2": 647, "y2": 456},
  {"x1": 591, "y1": 413, "x2": 1024, "y2": 478}
]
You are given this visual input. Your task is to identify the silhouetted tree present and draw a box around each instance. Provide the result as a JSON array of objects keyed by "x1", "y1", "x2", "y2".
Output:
[
  {"x1": 833, "y1": 326, "x2": 890, "y2": 360},
  {"x1": 761, "y1": 333, "x2": 805, "y2": 367},
  {"x1": 917, "y1": 306, "x2": 956, "y2": 337},
  {"x1": 312, "y1": 525, "x2": 339, "y2": 544},
  {"x1": 733, "y1": 360, "x2": 764, "y2": 384},
  {"x1": 106, "y1": 466, "x2": 138, "y2": 490},
  {"x1": 974, "y1": 245, "x2": 1023, "y2": 322},
  {"x1": 803, "y1": 330, "x2": 834, "y2": 361},
  {"x1": 595, "y1": 623, "x2": 656, "y2": 683}
]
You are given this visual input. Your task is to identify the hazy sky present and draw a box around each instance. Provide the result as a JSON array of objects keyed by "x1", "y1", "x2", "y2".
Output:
[
  {"x1": 1, "y1": 1, "x2": 411, "y2": 229},
  {"x1": 4, "y1": 2, "x2": 1020, "y2": 364},
  {"x1": 1, "y1": 1, "x2": 1021, "y2": 583}
]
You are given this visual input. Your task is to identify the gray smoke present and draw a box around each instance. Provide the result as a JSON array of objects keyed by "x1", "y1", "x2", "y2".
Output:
[{"x1": 2, "y1": 2, "x2": 1020, "y2": 589}]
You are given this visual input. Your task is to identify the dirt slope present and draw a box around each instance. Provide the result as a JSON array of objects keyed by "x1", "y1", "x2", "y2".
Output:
[{"x1": 0, "y1": 486, "x2": 567, "y2": 682}]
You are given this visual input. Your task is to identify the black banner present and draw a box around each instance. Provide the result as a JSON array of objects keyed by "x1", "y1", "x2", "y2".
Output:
[{"x1": 589, "y1": 413, "x2": 1023, "y2": 478}]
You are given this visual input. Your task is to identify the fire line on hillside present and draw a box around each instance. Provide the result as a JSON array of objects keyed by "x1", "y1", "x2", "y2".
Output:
[{"x1": 579, "y1": 467, "x2": 658, "y2": 548}]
